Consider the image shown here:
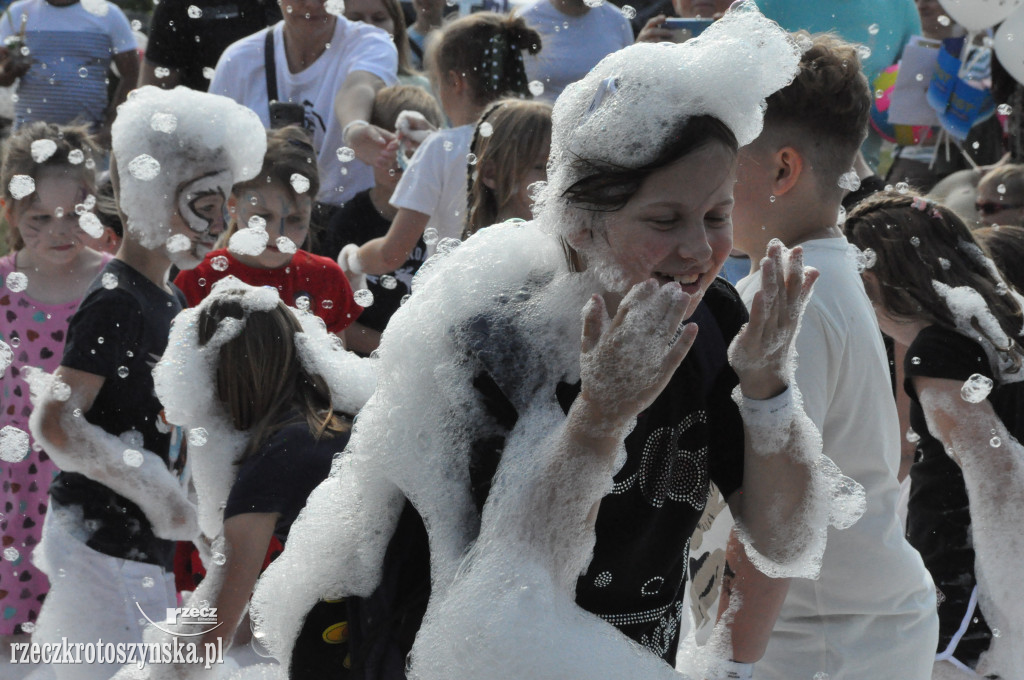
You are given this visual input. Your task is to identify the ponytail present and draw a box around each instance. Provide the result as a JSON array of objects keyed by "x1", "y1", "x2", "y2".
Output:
[{"x1": 429, "y1": 12, "x2": 543, "y2": 106}]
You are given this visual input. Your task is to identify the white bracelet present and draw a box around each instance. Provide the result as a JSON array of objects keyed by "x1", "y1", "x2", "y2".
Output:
[
  {"x1": 342, "y1": 118, "x2": 370, "y2": 145},
  {"x1": 708, "y1": 659, "x2": 754, "y2": 680},
  {"x1": 732, "y1": 384, "x2": 795, "y2": 453}
]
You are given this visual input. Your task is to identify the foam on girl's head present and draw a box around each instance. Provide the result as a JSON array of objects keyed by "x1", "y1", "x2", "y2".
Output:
[
  {"x1": 111, "y1": 86, "x2": 267, "y2": 250},
  {"x1": 538, "y1": 3, "x2": 799, "y2": 242}
]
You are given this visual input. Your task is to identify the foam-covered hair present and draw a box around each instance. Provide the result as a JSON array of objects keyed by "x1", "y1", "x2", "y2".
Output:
[
  {"x1": 540, "y1": 3, "x2": 800, "y2": 230},
  {"x1": 111, "y1": 86, "x2": 267, "y2": 249}
]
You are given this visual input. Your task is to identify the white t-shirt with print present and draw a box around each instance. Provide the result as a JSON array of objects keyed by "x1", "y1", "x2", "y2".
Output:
[
  {"x1": 520, "y1": 0, "x2": 633, "y2": 103},
  {"x1": 210, "y1": 17, "x2": 398, "y2": 206},
  {"x1": 389, "y1": 124, "x2": 474, "y2": 256}
]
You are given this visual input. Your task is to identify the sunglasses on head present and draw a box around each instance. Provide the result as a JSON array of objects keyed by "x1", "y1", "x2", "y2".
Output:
[{"x1": 976, "y1": 200, "x2": 1024, "y2": 216}]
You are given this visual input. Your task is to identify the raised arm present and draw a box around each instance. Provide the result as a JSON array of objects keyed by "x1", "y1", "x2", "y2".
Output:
[
  {"x1": 341, "y1": 207, "x2": 430, "y2": 276},
  {"x1": 335, "y1": 70, "x2": 396, "y2": 170},
  {"x1": 28, "y1": 365, "x2": 197, "y2": 541}
]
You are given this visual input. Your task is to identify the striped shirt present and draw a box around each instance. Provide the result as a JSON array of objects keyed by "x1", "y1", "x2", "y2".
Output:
[{"x1": 0, "y1": 0, "x2": 135, "y2": 128}]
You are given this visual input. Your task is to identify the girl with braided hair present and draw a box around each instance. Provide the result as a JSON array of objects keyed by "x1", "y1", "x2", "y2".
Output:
[
  {"x1": 844, "y1": 190, "x2": 1024, "y2": 678},
  {"x1": 338, "y1": 12, "x2": 542, "y2": 279}
]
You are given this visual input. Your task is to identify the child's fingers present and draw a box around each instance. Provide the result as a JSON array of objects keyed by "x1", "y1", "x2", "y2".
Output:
[
  {"x1": 665, "y1": 322, "x2": 699, "y2": 370},
  {"x1": 615, "y1": 278, "x2": 659, "y2": 325},
  {"x1": 581, "y1": 295, "x2": 606, "y2": 354}
]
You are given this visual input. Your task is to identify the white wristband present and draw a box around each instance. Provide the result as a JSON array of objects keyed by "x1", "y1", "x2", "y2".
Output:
[
  {"x1": 342, "y1": 118, "x2": 370, "y2": 145},
  {"x1": 338, "y1": 243, "x2": 364, "y2": 275},
  {"x1": 732, "y1": 384, "x2": 795, "y2": 453},
  {"x1": 708, "y1": 660, "x2": 754, "y2": 680}
]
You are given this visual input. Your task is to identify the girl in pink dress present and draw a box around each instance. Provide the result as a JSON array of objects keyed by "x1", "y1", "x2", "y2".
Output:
[{"x1": 0, "y1": 122, "x2": 109, "y2": 643}]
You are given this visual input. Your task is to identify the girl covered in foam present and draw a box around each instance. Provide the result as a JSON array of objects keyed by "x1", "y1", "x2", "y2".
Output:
[
  {"x1": 844, "y1": 191, "x2": 1024, "y2": 679},
  {"x1": 251, "y1": 5, "x2": 865, "y2": 679},
  {"x1": 113, "y1": 277, "x2": 374, "y2": 680}
]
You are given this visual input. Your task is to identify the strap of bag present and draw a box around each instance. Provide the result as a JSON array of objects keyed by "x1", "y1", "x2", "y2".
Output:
[{"x1": 264, "y1": 29, "x2": 278, "y2": 103}]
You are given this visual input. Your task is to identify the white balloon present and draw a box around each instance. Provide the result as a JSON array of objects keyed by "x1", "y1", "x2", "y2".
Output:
[
  {"x1": 995, "y1": 8, "x2": 1024, "y2": 85},
  {"x1": 939, "y1": 0, "x2": 1024, "y2": 32}
]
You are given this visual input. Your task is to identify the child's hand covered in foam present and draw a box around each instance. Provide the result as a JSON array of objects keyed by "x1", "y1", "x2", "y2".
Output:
[
  {"x1": 577, "y1": 279, "x2": 700, "y2": 436},
  {"x1": 728, "y1": 240, "x2": 818, "y2": 399}
]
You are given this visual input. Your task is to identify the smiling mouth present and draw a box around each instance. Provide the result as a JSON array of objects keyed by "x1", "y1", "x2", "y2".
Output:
[{"x1": 655, "y1": 271, "x2": 702, "y2": 287}]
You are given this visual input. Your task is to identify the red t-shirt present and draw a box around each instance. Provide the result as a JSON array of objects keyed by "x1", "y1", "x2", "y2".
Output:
[{"x1": 174, "y1": 249, "x2": 360, "y2": 334}]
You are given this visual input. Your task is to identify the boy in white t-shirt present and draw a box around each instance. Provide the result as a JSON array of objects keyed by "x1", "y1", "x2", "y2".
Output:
[
  {"x1": 519, "y1": 0, "x2": 633, "y2": 102},
  {"x1": 722, "y1": 32, "x2": 939, "y2": 680},
  {"x1": 0, "y1": 0, "x2": 138, "y2": 142}
]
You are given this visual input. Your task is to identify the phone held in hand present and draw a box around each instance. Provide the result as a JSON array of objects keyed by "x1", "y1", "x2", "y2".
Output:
[{"x1": 662, "y1": 17, "x2": 713, "y2": 43}]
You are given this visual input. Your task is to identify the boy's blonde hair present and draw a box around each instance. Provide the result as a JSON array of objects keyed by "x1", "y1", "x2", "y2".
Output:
[
  {"x1": 465, "y1": 98, "x2": 551, "y2": 237},
  {"x1": 1, "y1": 121, "x2": 99, "y2": 250},
  {"x1": 370, "y1": 84, "x2": 444, "y2": 132}
]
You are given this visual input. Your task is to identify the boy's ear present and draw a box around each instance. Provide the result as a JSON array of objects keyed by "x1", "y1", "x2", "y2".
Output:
[
  {"x1": 480, "y1": 162, "x2": 498, "y2": 191},
  {"x1": 770, "y1": 146, "x2": 803, "y2": 197},
  {"x1": 448, "y1": 70, "x2": 467, "y2": 94}
]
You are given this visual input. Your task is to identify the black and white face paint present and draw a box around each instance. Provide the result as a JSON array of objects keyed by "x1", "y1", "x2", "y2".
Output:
[{"x1": 177, "y1": 169, "x2": 233, "y2": 235}]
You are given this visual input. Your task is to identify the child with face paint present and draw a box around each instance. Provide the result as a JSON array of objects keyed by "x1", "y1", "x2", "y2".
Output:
[
  {"x1": 0, "y1": 122, "x2": 110, "y2": 649},
  {"x1": 175, "y1": 126, "x2": 361, "y2": 337},
  {"x1": 26, "y1": 86, "x2": 266, "y2": 680}
]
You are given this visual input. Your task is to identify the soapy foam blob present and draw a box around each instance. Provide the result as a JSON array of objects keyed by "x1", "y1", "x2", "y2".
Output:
[
  {"x1": 0, "y1": 426, "x2": 30, "y2": 462},
  {"x1": 127, "y1": 154, "x2": 161, "y2": 181},
  {"x1": 149, "y1": 112, "x2": 178, "y2": 133},
  {"x1": 290, "y1": 173, "x2": 310, "y2": 194},
  {"x1": 111, "y1": 86, "x2": 266, "y2": 250},
  {"x1": 9, "y1": 175, "x2": 35, "y2": 200},
  {"x1": 30, "y1": 139, "x2": 57, "y2": 163},
  {"x1": 6, "y1": 271, "x2": 28, "y2": 293},
  {"x1": 78, "y1": 212, "x2": 104, "y2": 239},
  {"x1": 961, "y1": 374, "x2": 994, "y2": 403}
]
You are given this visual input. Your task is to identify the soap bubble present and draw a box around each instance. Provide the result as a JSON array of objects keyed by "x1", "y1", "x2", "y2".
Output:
[
  {"x1": 142, "y1": 576, "x2": 155, "y2": 588},
  {"x1": 0, "y1": 426, "x2": 29, "y2": 462},
  {"x1": 436, "y1": 237, "x2": 461, "y2": 255},
  {"x1": 998, "y1": 103, "x2": 1013, "y2": 116},
  {"x1": 442, "y1": 140, "x2": 453, "y2": 152},
  {"x1": 187, "y1": 4, "x2": 202, "y2": 16},
  {"x1": 838, "y1": 170, "x2": 861, "y2": 192},
  {"x1": 9, "y1": 175, "x2": 35, "y2": 200},
  {"x1": 479, "y1": 122, "x2": 493, "y2": 137},
  {"x1": 203, "y1": 67, "x2": 215, "y2": 80},
  {"x1": 78, "y1": 212, "x2": 104, "y2": 239},
  {"x1": 3, "y1": 547, "x2": 20, "y2": 561},
  {"x1": 856, "y1": 45, "x2": 871, "y2": 61},
  {"x1": 895, "y1": 182, "x2": 910, "y2": 194},
  {"x1": 905, "y1": 428, "x2": 920, "y2": 443},
  {"x1": 166, "y1": 234, "x2": 192, "y2": 253},
  {"x1": 83, "y1": 193, "x2": 96, "y2": 209},
  {"x1": 910, "y1": 236, "x2": 920, "y2": 247},
  {"x1": 123, "y1": 449, "x2": 144, "y2": 467},
  {"x1": 30, "y1": 139, "x2": 57, "y2": 163},
  {"x1": 128, "y1": 154, "x2": 161, "y2": 181},
  {"x1": 997, "y1": 183, "x2": 1007, "y2": 195},
  {"x1": 211, "y1": 255, "x2": 230, "y2": 271},
  {"x1": 228, "y1": 228, "x2": 269, "y2": 256},
  {"x1": 78, "y1": 67, "x2": 89, "y2": 78},
  {"x1": 911, "y1": 356, "x2": 922, "y2": 365},
  {"x1": 0, "y1": 340, "x2": 11, "y2": 374},
  {"x1": 528, "y1": 80, "x2": 545, "y2": 97},
  {"x1": 150, "y1": 112, "x2": 178, "y2": 133},
  {"x1": 101, "y1": 273, "x2": 118, "y2": 289},
  {"x1": 813, "y1": 673, "x2": 829, "y2": 680},
  {"x1": 990, "y1": 436, "x2": 1002, "y2": 447},
  {"x1": 117, "y1": 366, "x2": 130, "y2": 378},
  {"x1": 336, "y1": 146, "x2": 355, "y2": 162},
  {"x1": 867, "y1": 23, "x2": 879, "y2": 35},
  {"x1": 423, "y1": 227, "x2": 439, "y2": 245},
  {"x1": 131, "y1": 19, "x2": 142, "y2": 30},
  {"x1": 620, "y1": 4, "x2": 635, "y2": 18},
  {"x1": 50, "y1": 379, "x2": 72, "y2": 402},
  {"x1": 188, "y1": 428, "x2": 209, "y2": 447},
  {"x1": 6, "y1": 272, "x2": 28, "y2": 292},
  {"x1": 295, "y1": 296, "x2": 310, "y2": 310},
  {"x1": 20, "y1": 622, "x2": 35, "y2": 633},
  {"x1": 212, "y1": 552, "x2": 227, "y2": 566},
  {"x1": 937, "y1": 14, "x2": 950, "y2": 26},
  {"x1": 584, "y1": 0, "x2": 604, "y2": 6},
  {"x1": 379, "y1": 275, "x2": 398, "y2": 290},
  {"x1": 154, "y1": 66, "x2": 171, "y2": 79},
  {"x1": 68, "y1": 149, "x2": 85, "y2": 165},
  {"x1": 467, "y1": 153, "x2": 478, "y2": 165},
  {"x1": 353, "y1": 289, "x2": 375, "y2": 307},
  {"x1": 321, "y1": 299, "x2": 334, "y2": 310},
  {"x1": 248, "y1": 215, "x2": 267, "y2": 231},
  {"x1": 290, "y1": 173, "x2": 310, "y2": 194},
  {"x1": 120, "y1": 430, "x2": 145, "y2": 449},
  {"x1": 960, "y1": 373, "x2": 993, "y2": 403},
  {"x1": 276, "y1": 236, "x2": 297, "y2": 254}
]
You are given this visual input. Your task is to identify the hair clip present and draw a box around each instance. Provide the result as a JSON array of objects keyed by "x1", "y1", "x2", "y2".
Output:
[{"x1": 911, "y1": 196, "x2": 931, "y2": 212}]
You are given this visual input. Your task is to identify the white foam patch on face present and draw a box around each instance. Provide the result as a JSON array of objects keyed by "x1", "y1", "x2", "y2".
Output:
[
  {"x1": 165, "y1": 233, "x2": 192, "y2": 253},
  {"x1": 78, "y1": 212, "x2": 104, "y2": 239},
  {"x1": 112, "y1": 86, "x2": 266, "y2": 250},
  {"x1": 8, "y1": 175, "x2": 35, "y2": 200},
  {"x1": 289, "y1": 173, "x2": 310, "y2": 194},
  {"x1": 275, "y1": 236, "x2": 296, "y2": 255},
  {"x1": 228, "y1": 227, "x2": 269, "y2": 257},
  {"x1": 30, "y1": 139, "x2": 57, "y2": 163}
]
